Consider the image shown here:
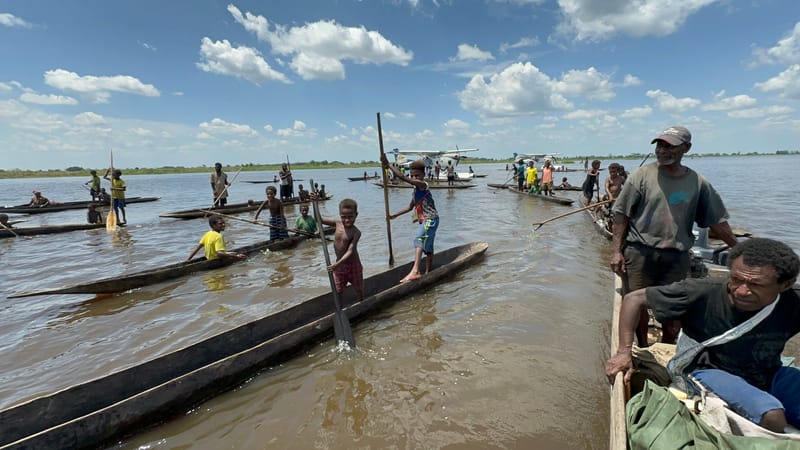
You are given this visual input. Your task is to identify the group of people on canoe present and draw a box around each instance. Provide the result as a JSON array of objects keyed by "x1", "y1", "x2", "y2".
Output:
[
  {"x1": 601, "y1": 125, "x2": 800, "y2": 435},
  {"x1": 190, "y1": 155, "x2": 441, "y2": 303}
]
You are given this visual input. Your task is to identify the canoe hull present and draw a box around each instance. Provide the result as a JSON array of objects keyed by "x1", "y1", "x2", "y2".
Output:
[
  {"x1": 7, "y1": 232, "x2": 330, "y2": 298},
  {"x1": 0, "y1": 242, "x2": 488, "y2": 449},
  {"x1": 0, "y1": 223, "x2": 105, "y2": 239},
  {"x1": 373, "y1": 182, "x2": 477, "y2": 189},
  {"x1": 507, "y1": 187, "x2": 574, "y2": 205},
  {"x1": 0, "y1": 197, "x2": 159, "y2": 215},
  {"x1": 159, "y1": 196, "x2": 331, "y2": 220}
]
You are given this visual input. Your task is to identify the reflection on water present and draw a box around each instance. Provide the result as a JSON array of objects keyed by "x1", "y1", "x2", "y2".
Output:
[{"x1": 0, "y1": 157, "x2": 798, "y2": 448}]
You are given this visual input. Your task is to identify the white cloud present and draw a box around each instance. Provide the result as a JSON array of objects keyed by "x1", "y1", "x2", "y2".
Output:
[
  {"x1": 554, "y1": 67, "x2": 615, "y2": 101},
  {"x1": 556, "y1": 0, "x2": 718, "y2": 41},
  {"x1": 228, "y1": 4, "x2": 412, "y2": 80},
  {"x1": 701, "y1": 93, "x2": 757, "y2": 111},
  {"x1": 646, "y1": 89, "x2": 701, "y2": 112},
  {"x1": 499, "y1": 37, "x2": 539, "y2": 54},
  {"x1": 754, "y1": 64, "x2": 800, "y2": 99},
  {"x1": 621, "y1": 106, "x2": 653, "y2": 119},
  {"x1": 43, "y1": 69, "x2": 160, "y2": 104},
  {"x1": 73, "y1": 112, "x2": 106, "y2": 126},
  {"x1": 19, "y1": 92, "x2": 79, "y2": 105},
  {"x1": 199, "y1": 118, "x2": 259, "y2": 136},
  {"x1": 0, "y1": 13, "x2": 32, "y2": 28},
  {"x1": 752, "y1": 22, "x2": 800, "y2": 65},
  {"x1": 622, "y1": 74, "x2": 642, "y2": 86},
  {"x1": 139, "y1": 41, "x2": 157, "y2": 52},
  {"x1": 443, "y1": 118, "x2": 470, "y2": 137},
  {"x1": 728, "y1": 105, "x2": 794, "y2": 119},
  {"x1": 197, "y1": 38, "x2": 291, "y2": 85},
  {"x1": 457, "y1": 62, "x2": 572, "y2": 118},
  {"x1": 0, "y1": 82, "x2": 14, "y2": 91},
  {"x1": 275, "y1": 120, "x2": 317, "y2": 137},
  {"x1": 453, "y1": 44, "x2": 494, "y2": 61}
]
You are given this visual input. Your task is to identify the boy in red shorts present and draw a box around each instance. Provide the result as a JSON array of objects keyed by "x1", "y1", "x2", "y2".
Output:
[{"x1": 318, "y1": 198, "x2": 363, "y2": 300}]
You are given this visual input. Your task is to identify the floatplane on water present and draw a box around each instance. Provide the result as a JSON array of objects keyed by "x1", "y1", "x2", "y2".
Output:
[
  {"x1": 512, "y1": 152, "x2": 578, "y2": 172},
  {"x1": 390, "y1": 147, "x2": 480, "y2": 180}
]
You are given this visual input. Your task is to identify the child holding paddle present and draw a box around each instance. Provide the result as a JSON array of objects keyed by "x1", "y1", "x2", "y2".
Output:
[
  {"x1": 312, "y1": 197, "x2": 364, "y2": 301},
  {"x1": 254, "y1": 186, "x2": 289, "y2": 241},
  {"x1": 383, "y1": 156, "x2": 440, "y2": 283},
  {"x1": 103, "y1": 169, "x2": 127, "y2": 225}
]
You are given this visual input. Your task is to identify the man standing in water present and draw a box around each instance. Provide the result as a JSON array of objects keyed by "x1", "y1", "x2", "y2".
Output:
[
  {"x1": 610, "y1": 126, "x2": 738, "y2": 346},
  {"x1": 210, "y1": 162, "x2": 230, "y2": 208}
]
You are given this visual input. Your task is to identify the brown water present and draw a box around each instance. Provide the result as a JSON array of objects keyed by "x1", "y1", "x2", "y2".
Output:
[{"x1": 1, "y1": 156, "x2": 798, "y2": 449}]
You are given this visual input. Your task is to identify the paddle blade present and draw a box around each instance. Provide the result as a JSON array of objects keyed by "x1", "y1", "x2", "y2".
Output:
[{"x1": 106, "y1": 210, "x2": 116, "y2": 231}]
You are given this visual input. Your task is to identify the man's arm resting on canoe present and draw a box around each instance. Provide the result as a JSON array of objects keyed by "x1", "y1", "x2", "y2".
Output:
[{"x1": 605, "y1": 288, "x2": 647, "y2": 384}]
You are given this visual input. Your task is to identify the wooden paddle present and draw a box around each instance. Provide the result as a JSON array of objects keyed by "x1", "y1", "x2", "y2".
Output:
[
  {"x1": 309, "y1": 178, "x2": 355, "y2": 348},
  {"x1": 376, "y1": 112, "x2": 395, "y2": 266},
  {"x1": 198, "y1": 210, "x2": 320, "y2": 239},
  {"x1": 531, "y1": 199, "x2": 613, "y2": 231},
  {"x1": 0, "y1": 221, "x2": 19, "y2": 237},
  {"x1": 211, "y1": 167, "x2": 242, "y2": 209},
  {"x1": 106, "y1": 149, "x2": 117, "y2": 231}
]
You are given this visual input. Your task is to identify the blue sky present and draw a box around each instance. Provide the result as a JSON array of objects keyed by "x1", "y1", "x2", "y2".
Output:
[{"x1": 1, "y1": 0, "x2": 799, "y2": 170}]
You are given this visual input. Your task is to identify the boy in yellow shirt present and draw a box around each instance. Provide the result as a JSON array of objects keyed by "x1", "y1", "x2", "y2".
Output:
[{"x1": 187, "y1": 217, "x2": 246, "y2": 261}]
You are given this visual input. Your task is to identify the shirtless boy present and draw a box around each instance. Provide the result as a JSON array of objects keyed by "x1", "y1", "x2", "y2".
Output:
[
  {"x1": 254, "y1": 186, "x2": 289, "y2": 241},
  {"x1": 318, "y1": 199, "x2": 363, "y2": 300},
  {"x1": 604, "y1": 163, "x2": 624, "y2": 202}
]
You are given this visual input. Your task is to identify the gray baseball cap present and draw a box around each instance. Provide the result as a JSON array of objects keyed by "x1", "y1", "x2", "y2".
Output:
[{"x1": 651, "y1": 126, "x2": 691, "y2": 146}]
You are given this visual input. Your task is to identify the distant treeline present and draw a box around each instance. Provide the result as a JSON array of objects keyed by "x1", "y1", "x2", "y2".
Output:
[{"x1": 1, "y1": 151, "x2": 797, "y2": 179}]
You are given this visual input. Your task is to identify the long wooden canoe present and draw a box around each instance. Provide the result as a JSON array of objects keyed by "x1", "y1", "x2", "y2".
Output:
[
  {"x1": 0, "y1": 223, "x2": 105, "y2": 239},
  {"x1": 486, "y1": 183, "x2": 510, "y2": 189},
  {"x1": 373, "y1": 182, "x2": 477, "y2": 189},
  {"x1": 506, "y1": 186, "x2": 575, "y2": 205},
  {"x1": 0, "y1": 197, "x2": 160, "y2": 215},
  {"x1": 0, "y1": 241, "x2": 488, "y2": 449},
  {"x1": 554, "y1": 185, "x2": 581, "y2": 191},
  {"x1": 159, "y1": 195, "x2": 332, "y2": 220},
  {"x1": 348, "y1": 175, "x2": 380, "y2": 181},
  {"x1": 7, "y1": 229, "x2": 331, "y2": 298},
  {"x1": 243, "y1": 179, "x2": 305, "y2": 184},
  {"x1": 580, "y1": 194, "x2": 613, "y2": 240}
]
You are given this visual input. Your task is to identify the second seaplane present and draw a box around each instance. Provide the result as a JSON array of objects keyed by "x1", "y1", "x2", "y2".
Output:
[
  {"x1": 390, "y1": 147, "x2": 480, "y2": 180},
  {"x1": 512, "y1": 152, "x2": 578, "y2": 172}
]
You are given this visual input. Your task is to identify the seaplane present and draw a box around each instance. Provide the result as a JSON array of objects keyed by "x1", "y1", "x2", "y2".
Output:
[
  {"x1": 390, "y1": 147, "x2": 480, "y2": 180},
  {"x1": 512, "y1": 152, "x2": 577, "y2": 172}
]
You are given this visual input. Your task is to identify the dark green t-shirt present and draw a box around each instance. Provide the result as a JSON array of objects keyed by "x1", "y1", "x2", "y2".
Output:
[{"x1": 647, "y1": 278, "x2": 800, "y2": 391}]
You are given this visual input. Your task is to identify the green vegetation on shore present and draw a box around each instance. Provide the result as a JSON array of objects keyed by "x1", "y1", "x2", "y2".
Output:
[{"x1": 1, "y1": 151, "x2": 797, "y2": 179}]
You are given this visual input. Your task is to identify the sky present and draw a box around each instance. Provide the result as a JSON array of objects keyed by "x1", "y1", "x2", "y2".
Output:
[{"x1": 1, "y1": 0, "x2": 799, "y2": 170}]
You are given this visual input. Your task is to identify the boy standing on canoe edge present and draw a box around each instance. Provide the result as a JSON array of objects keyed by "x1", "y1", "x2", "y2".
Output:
[
  {"x1": 254, "y1": 185, "x2": 289, "y2": 241},
  {"x1": 313, "y1": 197, "x2": 364, "y2": 300},
  {"x1": 187, "y1": 217, "x2": 246, "y2": 261},
  {"x1": 383, "y1": 156, "x2": 440, "y2": 283}
]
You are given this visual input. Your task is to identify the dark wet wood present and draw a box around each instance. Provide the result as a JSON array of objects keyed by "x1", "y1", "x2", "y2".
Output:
[
  {"x1": 0, "y1": 223, "x2": 105, "y2": 239},
  {"x1": 7, "y1": 230, "x2": 331, "y2": 298},
  {"x1": 0, "y1": 197, "x2": 160, "y2": 215},
  {"x1": 506, "y1": 187, "x2": 575, "y2": 205},
  {"x1": 0, "y1": 242, "x2": 488, "y2": 450},
  {"x1": 159, "y1": 195, "x2": 332, "y2": 220},
  {"x1": 373, "y1": 182, "x2": 477, "y2": 189}
]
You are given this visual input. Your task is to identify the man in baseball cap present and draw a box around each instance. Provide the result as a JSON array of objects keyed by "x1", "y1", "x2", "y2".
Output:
[{"x1": 610, "y1": 125, "x2": 738, "y2": 347}]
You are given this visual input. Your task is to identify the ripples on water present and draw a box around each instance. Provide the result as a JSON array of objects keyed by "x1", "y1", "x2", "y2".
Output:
[{"x1": 0, "y1": 155, "x2": 797, "y2": 449}]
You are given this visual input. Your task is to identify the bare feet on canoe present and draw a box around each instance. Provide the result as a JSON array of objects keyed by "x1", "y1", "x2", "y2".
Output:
[{"x1": 399, "y1": 272, "x2": 422, "y2": 283}]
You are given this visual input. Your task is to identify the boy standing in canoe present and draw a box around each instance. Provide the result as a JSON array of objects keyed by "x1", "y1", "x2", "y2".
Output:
[
  {"x1": 315, "y1": 198, "x2": 364, "y2": 300},
  {"x1": 85, "y1": 170, "x2": 101, "y2": 200},
  {"x1": 187, "y1": 217, "x2": 246, "y2": 261},
  {"x1": 104, "y1": 169, "x2": 127, "y2": 225},
  {"x1": 254, "y1": 185, "x2": 289, "y2": 241},
  {"x1": 383, "y1": 156, "x2": 440, "y2": 283}
]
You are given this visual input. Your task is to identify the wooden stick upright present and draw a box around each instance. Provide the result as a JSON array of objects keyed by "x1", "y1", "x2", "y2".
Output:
[{"x1": 376, "y1": 112, "x2": 395, "y2": 266}]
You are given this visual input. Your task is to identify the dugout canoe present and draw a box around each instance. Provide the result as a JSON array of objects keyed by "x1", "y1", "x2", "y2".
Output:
[
  {"x1": 373, "y1": 181, "x2": 477, "y2": 189},
  {"x1": 243, "y1": 179, "x2": 305, "y2": 184},
  {"x1": 159, "y1": 195, "x2": 332, "y2": 220},
  {"x1": 0, "y1": 241, "x2": 488, "y2": 449},
  {"x1": 486, "y1": 183, "x2": 510, "y2": 189},
  {"x1": 580, "y1": 194, "x2": 613, "y2": 240},
  {"x1": 0, "y1": 197, "x2": 160, "y2": 215},
  {"x1": 347, "y1": 175, "x2": 380, "y2": 181},
  {"x1": 0, "y1": 223, "x2": 105, "y2": 239},
  {"x1": 554, "y1": 186, "x2": 581, "y2": 191},
  {"x1": 507, "y1": 186, "x2": 574, "y2": 205},
  {"x1": 7, "y1": 229, "x2": 332, "y2": 298}
]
